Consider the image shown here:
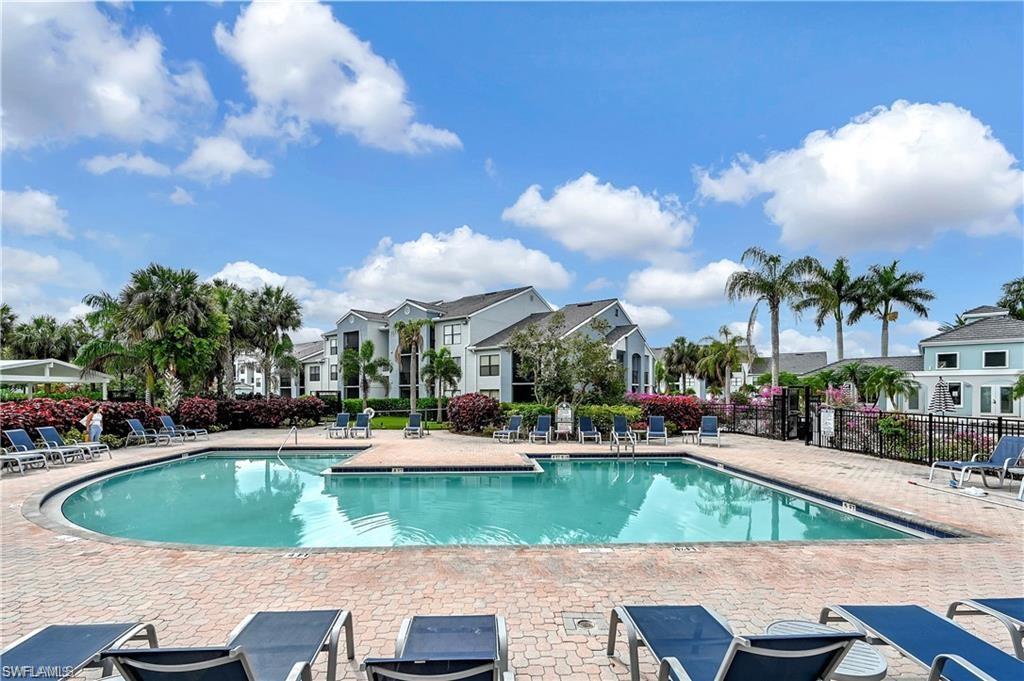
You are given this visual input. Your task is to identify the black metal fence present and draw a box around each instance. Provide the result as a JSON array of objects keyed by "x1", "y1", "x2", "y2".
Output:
[{"x1": 701, "y1": 402, "x2": 784, "y2": 439}]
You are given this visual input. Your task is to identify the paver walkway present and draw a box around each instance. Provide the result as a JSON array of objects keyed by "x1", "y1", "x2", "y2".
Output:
[{"x1": 2, "y1": 427, "x2": 1022, "y2": 680}]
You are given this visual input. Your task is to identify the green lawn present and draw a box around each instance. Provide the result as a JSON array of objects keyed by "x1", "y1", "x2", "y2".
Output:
[{"x1": 368, "y1": 415, "x2": 448, "y2": 430}]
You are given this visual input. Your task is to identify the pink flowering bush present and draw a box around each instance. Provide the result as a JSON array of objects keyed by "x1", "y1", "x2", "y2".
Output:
[{"x1": 448, "y1": 393, "x2": 501, "y2": 432}]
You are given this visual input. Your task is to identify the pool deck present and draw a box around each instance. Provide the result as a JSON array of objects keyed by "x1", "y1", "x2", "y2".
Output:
[{"x1": 2, "y1": 426, "x2": 1022, "y2": 680}]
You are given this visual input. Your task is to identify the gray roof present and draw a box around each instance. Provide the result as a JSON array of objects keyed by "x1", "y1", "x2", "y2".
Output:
[
  {"x1": 919, "y1": 315, "x2": 1024, "y2": 345},
  {"x1": 350, "y1": 309, "x2": 390, "y2": 322},
  {"x1": 605, "y1": 324, "x2": 638, "y2": 344},
  {"x1": 750, "y1": 352, "x2": 828, "y2": 376},
  {"x1": 473, "y1": 299, "x2": 618, "y2": 348},
  {"x1": 434, "y1": 286, "x2": 533, "y2": 318},
  {"x1": 801, "y1": 355, "x2": 924, "y2": 376},
  {"x1": 962, "y1": 305, "x2": 1008, "y2": 316},
  {"x1": 291, "y1": 340, "x2": 323, "y2": 361}
]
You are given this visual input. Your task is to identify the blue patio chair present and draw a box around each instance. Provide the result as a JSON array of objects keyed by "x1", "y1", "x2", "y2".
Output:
[
  {"x1": 37, "y1": 426, "x2": 110, "y2": 460},
  {"x1": 1, "y1": 448, "x2": 49, "y2": 475},
  {"x1": 351, "y1": 412, "x2": 371, "y2": 439},
  {"x1": 698, "y1": 416, "x2": 721, "y2": 447},
  {"x1": 125, "y1": 419, "x2": 177, "y2": 447},
  {"x1": 1, "y1": 622, "x2": 157, "y2": 681},
  {"x1": 947, "y1": 598, "x2": 1024, "y2": 659},
  {"x1": 328, "y1": 413, "x2": 351, "y2": 439},
  {"x1": 929, "y1": 435, "x2": 1024, "y2": 489},
  {"x1": 405, "y1": 413, "x2": 424, "y2": 439},
  {"x1": 493, "y1": 415, "x2": 523, "y2": 443},
  {"x1": 646, "y1": 416, "x2": 668, "y2": 445},
  {"x1": 821, "y1": 604, "x2": 1024, "y2": 681},
  {"x1": 608, "y1": 605, "x2": 862, "y2": 681},
  {"x1": 529, "y1": 415, "x2": 551, "y2": 444},
  {"x1": 364, "y1": 614, "x2": 511, "y2": 681},
  {"x1": 101, "y1": 609, "x2": 354, "y2": 681},
  {"x1": 578, "y1": 416, "x2": 601, "y2": 444},
  {"x1": 159, "y1": 415, "x2": 209, "y2": 441},
  {"x1": 610, "y1": 415, "x2": 636, "y2": 452},
  {"x1": 4, "y1": 428, "x2": 85, "y2": 465}
]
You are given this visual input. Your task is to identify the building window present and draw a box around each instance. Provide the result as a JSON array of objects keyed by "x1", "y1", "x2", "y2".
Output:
[
  {"x1": 330, "y1": 338, "x2": 338, "y2": 355},
  {"x1": 479, "y1": 354, "x2": 500, "y2": 377},
  {"x1": 343, "y1": 331, "x2": 359, "y2": 352},
  {"x1": 616, "y1": 350, "x2": 626, "y2": 366},
  {"x1": 983, "y1": 350, "x2": 1008, "y2": 368},
  {"x1": 480, "y1": 389, "x2": 500, "y2": 400},
  {"x1": 947, "y1": 381, "x2": 963, "y2": 407},
  {"x1": 936, "y1": 352, "x2": 959, "y2": 369},
  {"x1": 908, "y1": 386, "x2": 920, "y2": 411},
  {"x1": 309, "y1": 365, "x2": 321, "y2": 382},
  {"x1": 630, "y1": 353, "x2": 641, "y2": 392},
  {"x1": 330, "y1": 364, "x2": 338, "y2": 381},
  {"x1": 443, "y1": 323, "x2": 462, "y2": 345}
]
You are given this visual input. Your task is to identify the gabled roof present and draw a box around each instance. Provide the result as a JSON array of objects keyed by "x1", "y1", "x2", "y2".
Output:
[
  {"x1": 471, "y1": 299, "x2": 620, "y2": 348},
  {"x1": 919, "y1": 315, "x2": 1024, "y2": 345},
  {"x1": 963, "y1": 304, "x2": 1008, "y2": 316},
  {"x1": 291, "y1": 341, "x2": 324, "y2": 362},
  {"x1": 800, "y1": 355, "x2": 924, "y2": 376},
  {"x1": 605, "y1": 324, "x2": 638, "y2": 345},
  {"x1": 434, "y1": 286, "x2": 536, "y2": 318},
  {"x1": 349, "y1": 309, "x2": 390, "y2": 322},
  {"x1": 749, "y1": 352, "x2": 828, "y2": 376}
]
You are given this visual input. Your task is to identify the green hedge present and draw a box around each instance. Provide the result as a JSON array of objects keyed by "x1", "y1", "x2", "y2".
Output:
[
  {"x1": 497, "y1": 402, "x2": 641, "y2": 433},
  {"x1": 320, "y1": 396, "x2": 446, "y2": 416}
]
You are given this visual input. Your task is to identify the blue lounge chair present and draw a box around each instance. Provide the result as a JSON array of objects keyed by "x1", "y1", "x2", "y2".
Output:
[
  {"x1": 364, "y1": 614, "x2": 511, "y2": 681},
  {"x1": 102, "y1": 609, "x2": 353, "y2": 681},
  {"x1": 929, "y1": 435, "x2": 1024, "y2": 488},
  {"x1": 947, "y1": 598, "x2": 1024, "y2": 659},
  {"x1": 608, "y1": 605, "x2": 861, "y2": 681},
  {"x1": 578, "y1": 416, "x2": 601, "y2": 444},
  {"x1": 646, "y1": 416, "x2": 668, "y2": 445},
  {"x1": 529, "y1": 415, "x2": 551, "y2": 444},
  {"x1": 610, "y1": 415, "x2": 636, "y2": 453},
  {"x1": 1, "y1": 448, "x2": 49, "y2": 475},
  {"x1": 405, "y1": 413, "x2": 424, "y2": 439},
  {"x1": 493, "y1": 415, "x2": 523, "y2": 443},
  {"x1": 37, "y1": 426, "x2": 110, "y2": 460},
  {"x1": 351, "y1": 412, "x2": 371, "y2": 439},
  {"x1": 820, "y1": 604, "x2": 1024, "y2": 681},
  {"x1": 328, "y1": 413, "x2": 351, "y2": 439},
  {"x1": 698, "y1": 416, "x2": 721, "y2": 447},
  {"x1": 1, "y1": 622, "x2": 157, "y2": 680},
  {"x1": 4, "y1": 428, "x2": 86, "y2": 465},
  {"x1": 159, "y1": 415, "x2": 209, "y2": 441},
  {"x1": 125, "y1": 419, "x2": 177, "y2": 447}
]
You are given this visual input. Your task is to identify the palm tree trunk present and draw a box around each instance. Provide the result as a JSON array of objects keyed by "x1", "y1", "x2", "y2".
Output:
[
  {"x1": 263, "y1": 358, "x2": 273, "y2": 396},
  {"x1": 410, "y1": 350, "x2": 418, "y2": 413},
  {"x1": 145, "y1": 367, "x2": 156, "y2": 406},
  {"x1": 437, "y1": 387, "x2": 443, "y2": 423},
  {"x1": 770, "y1": 305, "x2": 781, "y2": 387},
  {"x1": 834, "y1": 314, "x2": 844, "y2": 361},
  {"x1": 880, "y1": 316, "x2": 890, "y2": 357}
]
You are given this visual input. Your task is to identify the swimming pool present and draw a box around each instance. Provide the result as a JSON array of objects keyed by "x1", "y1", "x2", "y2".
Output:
[{"x1": 59, "y1": 452, "x2": 916, "y2": 547}]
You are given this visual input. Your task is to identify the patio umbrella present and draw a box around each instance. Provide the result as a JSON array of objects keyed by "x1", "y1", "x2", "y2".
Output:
[{"x1": 928, "y1": 376, "x2": 955, "y2": 414}]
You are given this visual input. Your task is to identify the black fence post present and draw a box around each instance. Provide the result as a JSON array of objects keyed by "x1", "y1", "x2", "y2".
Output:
[
  {"x1": 997, "y1": 416, "x2": 1003, "y2": 441},
  {"x1": 927, "y1": 413, "x2": 934, "y2": 465}
]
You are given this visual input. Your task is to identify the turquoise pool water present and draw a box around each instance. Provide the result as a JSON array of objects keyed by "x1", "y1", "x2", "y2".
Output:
[{"x1": 61, "y1": 453, "x2": 913, "y2": 547}]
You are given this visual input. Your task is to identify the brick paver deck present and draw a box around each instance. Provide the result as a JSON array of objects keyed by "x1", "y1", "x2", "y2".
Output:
[{"x1": 2, "y1": 427, "x2": 1022, "y2": 680}]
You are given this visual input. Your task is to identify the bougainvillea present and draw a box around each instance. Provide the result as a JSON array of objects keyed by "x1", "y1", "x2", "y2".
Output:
[{"x1": 447, "y1": 393, "x2": 501, "y2": 432}]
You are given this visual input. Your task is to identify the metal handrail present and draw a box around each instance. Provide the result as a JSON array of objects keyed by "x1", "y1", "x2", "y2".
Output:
[{"x1": 276, "y1": 426, "x2": 298, "y2": 455}]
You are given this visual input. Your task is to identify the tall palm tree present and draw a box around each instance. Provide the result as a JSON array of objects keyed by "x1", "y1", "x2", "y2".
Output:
[
  {"x1": 794, "y1": 257, "x2": 865, "y2": 362},
  {"x1": 726, "y1": 247, "x2": 817, "y2": 386},
  {"x1": 249, "y1": 285, "x2": 302, "y2": 396},
  {"x1": 938, "y1": 314, "x2": 966, "y2": 333},
  {"x1": 392, "y1": 319, "x2": 431, "y2": 412},
  {"x1": 421, "y1": 347, "x2": 462, "y2": 421},
  {"x1": 850, "y1": 261, "x2": 934, "y2": 357},
  {"x1": 210, "y1": 280, "x2": 254, "y2": 396},
  {"x1": 865, "y1": 365, "x2": 915, "y2": 410},
  {"x1": 342, "y1": 340, "x2": 393, "y2": 409},
  {"x1": 696, "y1": 326, "x2": 746, "y2": 403},
  {"x1": 0, "y1": 304, "x2": 16, "y2": 357},
  {"x1": 835, "y1": 361, "x2": 870, "y2": 400},
  {"x1": 8, "y1": 315, "x2": 86, "y2": 362},
  {"x1": 662, "y1": 336, "x2": 702, "y2": 393},
  {"x1": 998, "y1": 276, "x2": 1024, "y2": 320}
]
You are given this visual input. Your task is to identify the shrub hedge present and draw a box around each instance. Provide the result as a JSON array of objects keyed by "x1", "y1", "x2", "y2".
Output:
[
  {"x1": 177, "y1": 396, "x2": 218, "y2": 429},
  {"x1": 625, "y1": 393, "x2": 703, "y2": 433},
  {"x1": 0, "y1": 397, "x2": 163, "y2": 439},
  {"x1": 319, "y1": 396, "x2": 446, "y2": 415},
  {"x1": 447, "y1": 393, "x2": 501, "y2": 432}
]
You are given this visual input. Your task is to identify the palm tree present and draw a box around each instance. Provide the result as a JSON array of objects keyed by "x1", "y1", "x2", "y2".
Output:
[
  {"x1": 210, "y1": 280, "x2": 254, "y2": 396},
  {"x1": 726, "y1": 247, "x2": 817, "y2": 387},
  {"x1": 998, "y1": 276, "x2": 1024, "y2": 320},
  {"x1": 794, "y1": 257, "x2": 865, "y2": 362},
  {"x1": 696, "y1": 326, "x2": 746, "y2": 403},
  {"x1": 653, "y1": 360, "x2": 667, "y2": 394},
  {"x1": 8, "y1": 315, "x2": 86, "y2": 362},
  {"x1": 662, "y1": 336, "x2": 702, "y2": 393},
  {"x1": 835, "y1": 361, "x2": 871, "y2": 399},
  {"x1": 865, "y1": 365, "x2": 915, "y2": 410},
  {"x1": 0, "y1": 304, "x2": 16, "y2": 357},
  {"x1": 421, "y1": 347, "x2": 462, "y2": 421},
  {"x1": 392, "y1": 319, "x2": 431, "y2": 412},
  {"x1": 938, "y1": 314, "x2": 966, "y2": 333},
  {"x1": 342, "y1": 340, "x2": 393, "y2": 409},
  {"x1": 249, "y1": 285, "x2": 302, "y2": 396},
  {"x1": 850, "y1": 261, "x2": 934, "y2": 357}
]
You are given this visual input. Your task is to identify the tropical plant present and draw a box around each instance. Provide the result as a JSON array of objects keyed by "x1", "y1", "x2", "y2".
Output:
[
  {"x1": 209, "y1": 280, "x2": 254, "y2": 396},
  {"x1": 696, "y1": 326, "x2": 746, "y2": 403},
  {"x1": 662, "y1": 336, "x2": 702, "y2": 393},
  {"x1": 1013, "y1": 375, "x2": 1024, "y2": 401},
  {"x1": 835, "y1": 362, "x2": 871, "y2": 400},
  {"x1": 420, "y1": 346, "x2": 462, "y2": 421},
  {"x1": 249, "y1": 285, "x2": 302, "y2": 396},
  {"x1": 726, "y1": 247, "x2": 817, "y2": 386},
  {"x1": 794, "y1": 257, "x2": 865, "y2": 361},
  {"x1": 159, "y1": 369, "x2": 184, "y2": 412},
  {"x1": 342, "y1": 340, "x2": 393, "y2": 410},
  {"x1": 865, "y1": 365, "x2": 915, "y2": 410},
  {"x1": 393, "y1": 318, "x2": 432, "y2": 412},
  {"x1": 938, "y1": 314, "x2": 967, "y2": 332},
  {"x1": 998, "y1": 276, "x2": 1024, "y2": 320},
  {"x1": 0, "y1": 304, "x2": 16, "y2": 358},
  {"x1": 653, "y1": 360, "x2": 667, "y2": 394},
  {"x1": 849, "y1": 260, "x2": 934, "y2": 357},
  {"x1": 6, "y1": 315, "x2": 90, "y2": 363}
]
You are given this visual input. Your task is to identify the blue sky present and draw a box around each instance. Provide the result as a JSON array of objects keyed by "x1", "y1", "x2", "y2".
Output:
[{"x1": 3, "y1": 1, "x2": 1022, "y2": 358}]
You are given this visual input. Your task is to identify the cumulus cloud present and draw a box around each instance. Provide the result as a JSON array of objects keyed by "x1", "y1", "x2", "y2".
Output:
[
  {"x1": 213, "y1": 0, "x2": 460, "y2": 154},
  {"x1": 503, "y1": 173, "x2": 694, "y2": 260},
  {"x1": 697, "y1": 101, "x2": 1024, "y2": 251},
  {"x1": 83, "y1": 152, "x2": 171, "y2": 176},
  {"x1": 1, "y1": 246, "x2": 104, "y2": 319},
  {"x1": 169, "y1": 186, "x2": 195, "y2": 205},
  {"x1": 1, "y1": 2, "x2": 212, "y2": 149},
  {"x1": 177, "y1": 136, "x2": 272, "y2": 182},
  {"x1": 621, "y1": 301, "x2": 672, "y2": 330},
  {"x1": 583, "y1": 277, "x2": 612, "y2": 292},
  {"x1": 2, "y1": 188, "x2": 72, "y2": 238},
  {"x1": 624, "y1": 259, "x2": 745, "y2": 307}
]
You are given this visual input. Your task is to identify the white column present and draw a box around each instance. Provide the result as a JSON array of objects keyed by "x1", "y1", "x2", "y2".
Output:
[{"x1": 102, "y1": 382, "x2": 108, "y2": 400}]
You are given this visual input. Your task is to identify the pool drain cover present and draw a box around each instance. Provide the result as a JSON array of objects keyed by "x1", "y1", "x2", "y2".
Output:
[{"x1": 561, "y1": 612, "x2": 608, "y2": 635}]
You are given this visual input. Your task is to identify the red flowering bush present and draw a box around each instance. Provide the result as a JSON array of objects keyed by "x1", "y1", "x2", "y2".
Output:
[
  {"x1": 214, "y1": 396, "x2": 327, "y2": 429},
  {"x1": 625, "y1": 393, "x2": 703, "y2": 432},
  {"x1": 177, "y1": 397, "x2": 217, "y2": 429},
  {"x1": 284, "y1": 396, "x2": 327, "y2": 426},
  {"x1": 447, "y1": 392, "x2": 501, "y2": 432},
  {"x1": 0, "y1": 398, "x2": 163, "y2": 438}
]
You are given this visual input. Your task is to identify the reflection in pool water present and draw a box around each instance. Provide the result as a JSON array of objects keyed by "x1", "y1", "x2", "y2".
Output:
[{"x1": 61, "y1": 453, "x2": 912, "y2": 547}]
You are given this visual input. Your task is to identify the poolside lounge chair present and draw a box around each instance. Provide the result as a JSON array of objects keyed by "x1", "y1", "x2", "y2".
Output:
[
  {"x1": 929, "y1": 435, "x2": 1024, "y2": 489},
  {"x1": 125, "y1": 419, "x2": 178, "y2": 447},
  {"x1": 351, "y1": 412, "x2": 371, "y2": 439},
  {"x1": 159, "y1": 415, "x2": 209, "y2": 441},
  {"x1": 698, "y1": 416, "x2": 721, "y2": 447},
  {"x1": 37, "y1": 426, "x2": 111, "y2": 460},
  {"x1": 820, "y1": 604, "x2": 1024, "y2": 681},
  {"x1": 4, "y1": 428, "x2": 86, "y2": 466},
  {"x1": 364, "y1": 614, "x2": 512, "y2": 681},
  {"x1": 493, "y1": 415, "x2": 523, "y2": 443},
  {"x1": 645, "y1": 416, "x2": 668, "y2": 445},
  {"x1": 1, "y1": 448, "x2": 49, "y2": 475},
  {"x1": 947, "y1": 598, "x2": 1024, "y2": 659},
  {"x1": 608, "y1": 604, "x2": 862, "y2": 681},
  {"x1": 578, "y1": 416, "x2": 601, "y2": 444},
  {"x1": 610, "y1": 415, "x2": 636, "y2": 453},
  {"x1": 1, "y1": 622, "x2": 157, "y2": 680},
  {"x1": 102, "y1": 609, "x2": 354, "y2": 681},
  {"x1": 529, "y1": 415, "x2": 551, "y2": 444},
  {"x1": 405, "y1": 413, "x2": 425, "y2": 439},
  {"x1": 329, "y1": 413, "x2": 351, "y2": 439}
]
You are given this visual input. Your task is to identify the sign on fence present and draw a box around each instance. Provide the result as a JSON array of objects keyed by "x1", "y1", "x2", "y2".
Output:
[
  {"x1": 819, "y1": 408, "x2": 835, "y2": 437},
  {"x1": 555, "y1": 402, "x2": 573, "y2": 436}
]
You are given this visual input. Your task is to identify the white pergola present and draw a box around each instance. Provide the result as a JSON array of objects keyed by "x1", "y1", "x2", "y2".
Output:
[{"x1": 0, "y1": 359, "x2": 113, "y2": 398}]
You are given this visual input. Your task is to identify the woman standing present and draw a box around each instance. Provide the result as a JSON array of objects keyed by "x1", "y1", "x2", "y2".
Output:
[{"x1": 83, "y1": 405, "x2": 103, "y2": 442}]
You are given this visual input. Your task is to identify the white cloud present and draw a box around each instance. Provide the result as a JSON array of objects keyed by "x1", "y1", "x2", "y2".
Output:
[
  {"x1": 583, "y1": 277, "x2": 612, "y2": 292},
  {"x1": 2, "y1": 189, "x2": 72, "y2": 238},
  {"x1": 290, "y1": 327, "x2": 326, "y2": 344},
  {"x1": 484, "y1": 158, "x2": 498, "y2": 178},
  {"x1": 1, "y1": 246, "x2": 104, "y2": 319},
  {"x1": 83, "y1": 152, "x2": 171, "y2": 176},
  {"x1": 624, "y1": 259, "x2": 745, "y2": 307},
  {"x1": 169, "y1": 186, "x2": 195, "y2": 205},
  {"x1": 213, "y1": 0, "x2": 460, "y2": 154},
  {"x1": 898, "y1": 319, "x2": 942, "y2": 338},
  {"x1": 502, "y1": 173, "x2": 694, "y2": 260},
  {"x1": 177, "y1": 136, "x2": 272, "y2": 182},
  {"x1": 622, "y1": 301, "x2": 672, "y2": 330},
  {"x1": 697, "y1": 100, "x2": 1024, "y2": 251},
  {"x1": 775, "y1": 329, "x2": 834, "y2": 355},
  {"x1": 1, "y1": 2, "x2": 212, "y2": 149}
]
